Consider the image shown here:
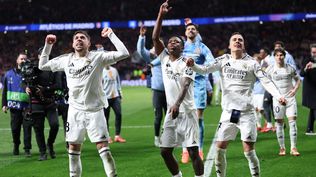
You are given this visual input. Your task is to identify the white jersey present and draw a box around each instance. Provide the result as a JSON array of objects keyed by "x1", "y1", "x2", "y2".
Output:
[
  {"x1": 192, "y1": 53, "x2": 282, "y2": 111},
  {"x1": 159, "y1": 50, "x2": 196, "y2": 112},
  {"x1": 103, "y1": 66, "x2": 122, "y2": 99},
  {"x1": 39, "y1": 32, "x2": 129, "y2": 112},
  {"x1": 265, "y1": 64, "x2": 299, "y2": 97}
]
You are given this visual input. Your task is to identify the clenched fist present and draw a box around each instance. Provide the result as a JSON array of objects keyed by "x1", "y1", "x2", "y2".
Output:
[
  {"x1": 101, "y1": 27, "x2": 113, "y2": 38},
  {"x1": 46, "y1": 34, "x2": 56, "y2": 44},
  {"x1": 140, "y1": 25, "x2": 147, "y2": 36},
  {"x1": 186, "y1": 58, "x2": 195, "y2": 67}
]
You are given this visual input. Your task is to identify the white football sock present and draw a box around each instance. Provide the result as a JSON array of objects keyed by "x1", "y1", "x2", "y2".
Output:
[
  {"x1": 276, "y1": 122, "x2": 285, "y2": 149},
  {"x1": 99, "y1": 147, "x2": 117, "y2": 177},
  {"x1": 244, "y1": 150, "x2": 260, "y2": 177},
  {"x1": 289, "y1": 120, "x2": 297, "y2": 149},
  {"x1": 68, "y1": 150, "x2": 82, "y2": 177},
  {"x1": 215, "y1": 148, "x2": 226, "y2": 177}
]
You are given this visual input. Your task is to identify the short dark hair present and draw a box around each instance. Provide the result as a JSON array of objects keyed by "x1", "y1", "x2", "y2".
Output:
[
  {"x1": 261, "y1": 47, "x2": 270, "y2": 54},
  {"x1": 73, "y1": 30, "x2": 91, "y2": 41},
  {"x1": 177, "y1": 36, "x2": 185, "y2": 47},
  {"x1": 310, "y1": 43, "x2": 316, "y2": 49},
  {"x1": 273, "y1": 48, "x2": 286, "y2": 56},
  {"x1": 274, "y1": 41, "x2": 284, "y2": 48},
  {"x1": 230, "y1": 32, "x2": 243, "y2": 38},
  {"x1": 185, "y1": 23, "x2": 198, "y2": 30},
  {"x1": 17, "y1": 50, "x2": 28, "y2": 59}
]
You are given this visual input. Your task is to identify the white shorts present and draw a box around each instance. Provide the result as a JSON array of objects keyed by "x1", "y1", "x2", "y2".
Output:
[
  {"x1": 66, "y1": 106, "x2": 109, "y2": 144},
  {"x1": 217, "y1": 109, "x2": 257, "y2": 142},
  {"x1": 273, "y1": 96, "x2": 297, "y2": 119},
  {"x1": 160, "y1": 110, "x2": 199, "y2": 148},
  {"x1": 253, "y1": 94, "x2": 264, "y2": 111}
]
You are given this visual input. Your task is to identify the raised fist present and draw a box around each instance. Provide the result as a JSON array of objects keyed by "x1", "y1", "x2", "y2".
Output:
[
  {"x1": 159, "y1": 0, "x2": 172, "y2": 16},
  {"x1": 184, "y1": 18, "x2": 192, "y2": 25},
  {"x1": 46, "y1": 34, "x2": 56, "y2": 44},
  {"x1": 186, "y1": 58, "x2": 195, "y2": 67},
  {"x1": 140, "y1": 25, "x2": 147, "y2": 36},
  {"x1": 101, "y1": 27, "x2": 113, "y2": 38}
]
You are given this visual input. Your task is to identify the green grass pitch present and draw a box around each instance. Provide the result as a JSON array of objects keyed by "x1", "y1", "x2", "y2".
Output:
[{"x1": 0, "y1": 86, "x2": 315, "y2": 177}]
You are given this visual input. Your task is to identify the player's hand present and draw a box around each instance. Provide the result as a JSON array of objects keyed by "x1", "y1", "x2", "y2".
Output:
[
  {"x1": 278, "y1": 97, "x2": 287, "y2": 106},
  {"x1": 25, "y1": 87, "x2": 32, "y2": 95},
  {"x1": 140, "y1": 25, "x2": 147, "y2": 36},
  {"x1": 305, "y1": 62, "x2": 313, "y2": 71},
  {"x1": 46, "y1": 34, "x2": 56, "y2": 44},
  {"x1": 184, "y1": 18, "x2": 192, "y2": 25},
  {"x1": 186, "y1": 58, "x2": 195, "y2": 67},
  {"x1": 2, "y1": 106, "x2": 8, "y2": 113},
  {"x1": 288, "y1": 89, "x2": 297, "y2": 97},
  {"x1": 159, "y1": 0, "x2": 172, "y2": 16},
  {"x1": 101, "y1": 27, "x2": 113, "y2": 38},
  {"x1": 169, "y1": 104, "x2": 179, "y2": 119}
]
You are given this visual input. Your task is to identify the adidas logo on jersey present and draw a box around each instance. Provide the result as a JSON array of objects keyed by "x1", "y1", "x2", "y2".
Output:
[
  {"x1": 69, "y1": 63, "x2": 74, "y2": 67},
  {"x1": 224, "y1": 62, "x2": 231, "y2": 67}
]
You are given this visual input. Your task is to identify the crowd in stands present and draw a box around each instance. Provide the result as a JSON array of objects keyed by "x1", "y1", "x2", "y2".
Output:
[
  {"x1": 0, "y1": 0, "x2": 316, "y2": 81},
  {"x1": 0, "y1": 0, "x2": 315, "y2": 24},
  {"x1": 1, "y1": 20, "x2": 315, "y2": 81}
]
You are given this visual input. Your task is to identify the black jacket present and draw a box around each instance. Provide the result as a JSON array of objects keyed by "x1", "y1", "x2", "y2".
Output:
[{"x1": 300, "y1": 58, "x2": 316, "y2": 109}]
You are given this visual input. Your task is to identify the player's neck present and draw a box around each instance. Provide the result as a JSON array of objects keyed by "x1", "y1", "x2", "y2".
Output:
[
  {"x1": 187, "y1": 37, "x2": 195, "y2": 43},
  {"x1": 276, "y1": 62, "x2": 285, "y2": 68},
  {"x1": 231, "y1": 51, "x2": 244, "y2": 59},
  {"x1": 75, "y1": 50, "x2": 88, "y2": 58},
  {"x1": 170, "y1": 54, "x2": 181, "y2": 61}
]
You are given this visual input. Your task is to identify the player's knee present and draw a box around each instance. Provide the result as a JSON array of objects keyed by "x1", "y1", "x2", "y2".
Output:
[
  {"x1": 160, "y1": 148, "x2": 172, "y2": 158},
  {"x1": 187, "y1": 147, "x2": 199, "y2": 160}
]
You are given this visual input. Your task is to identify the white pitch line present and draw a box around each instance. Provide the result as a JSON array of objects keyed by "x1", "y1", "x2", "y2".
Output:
[{"x1": 204, "y1": 130, "x2": 218, "y2": 177}]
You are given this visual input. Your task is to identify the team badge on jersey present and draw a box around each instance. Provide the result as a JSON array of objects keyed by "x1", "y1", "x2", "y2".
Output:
[{"x1": 185, "y1": 67, "x2": 193, "y2": 76}]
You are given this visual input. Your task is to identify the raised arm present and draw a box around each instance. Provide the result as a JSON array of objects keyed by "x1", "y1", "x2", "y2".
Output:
[
  {"x1": 186, "y1": 58, "x2": 221, "y2": 74},
  {"x1": 101, "y1": 28, "x2": 130, "y2": 65},
  {"x1": 152, "y1": 0, "x2": 172, "y2": 56},
  {"x1": 39, "y1": 34, "x2": 57, "y2": 71},
  {"x1": 137, "y1": 26, "x2": 151, "y2": 62}
]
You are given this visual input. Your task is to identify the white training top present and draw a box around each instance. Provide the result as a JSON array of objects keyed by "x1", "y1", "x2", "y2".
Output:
[
  {"x1": 39, "y1": 32, "x2": 129, "y2": 111},
  {"x1": 102, "y1": 66, "x2": 122, "y2": 99},
  {"x1": 159, "y1": 50, "x2": 196, "y2": 112},
  {"x1": 192, "y1": 53, "x2": 282, "y2": 111},
  {"x1": 265, "y1": 64, "x2": 299, "y2": 97}
]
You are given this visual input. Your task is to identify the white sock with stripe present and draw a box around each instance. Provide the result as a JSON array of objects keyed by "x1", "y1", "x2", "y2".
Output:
[
  {"x1": 244, "y1": 150, "x2": 260, "y2": 177},
  {"x1": 215, "y1": 148, "x2": 226, "y2": 177},
  {"x1": 289, "y1": 120, "x2": 298, "y2": 149},
  {"x1": 276, "y1": 122, "x2": 285, "y2": 149},
  {"x1": 99, "y1": 147, "x2": 117, "y2": 177},
  {"x1": 68, "y1": 150, "x2": 82, "y2": 177}
]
